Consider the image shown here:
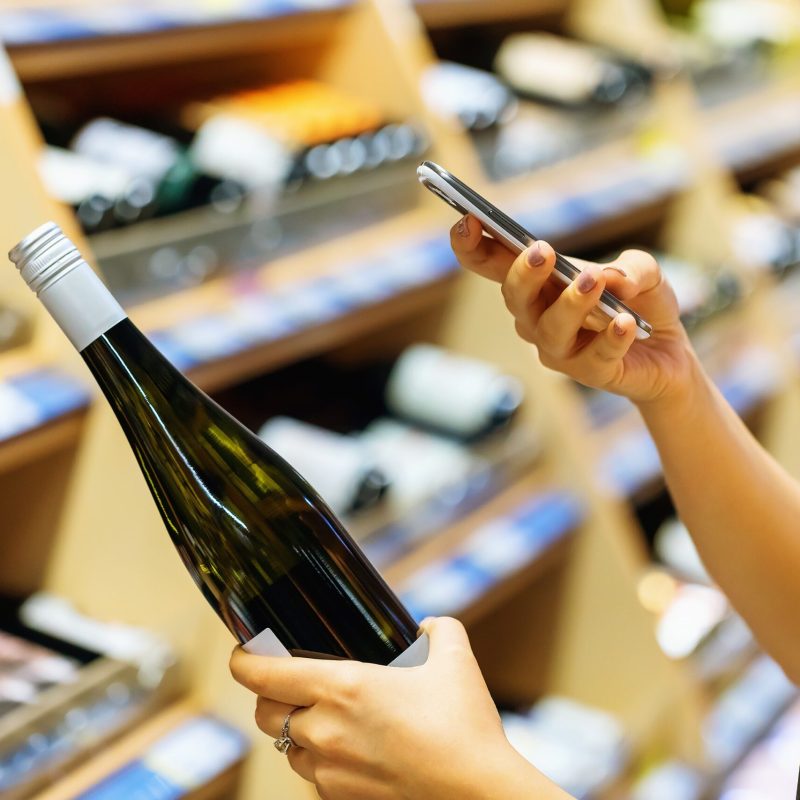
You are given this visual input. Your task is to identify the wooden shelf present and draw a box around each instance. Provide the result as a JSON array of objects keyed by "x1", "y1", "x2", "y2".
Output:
[
  {"x1": 416, "y1": 0, "x2": 568, "y2": 28},
  {"x1": 354, "y1": 423, "x2": 542, "y2": 564},
  {"x1": 706, "y1": 83, "x2": 800, "y2": 182},
  {"x1": 0, "y1": 349, "x2": 90, "y2": 475},
  {"x1": 7, "y1": 5, "x2": 350, "y2": 82},
  {"x1": 459, "y1": 532, "x2": 574, "y2": 627},
  {"x1": 0, "y1": 409, "x2": 86, "y2": 475},
  {"x1": 127, "y1": 207, "x2": 460, "y2": 392},
  {"x1": 30, "y1": 701, "x2": 247, "y2": 800},
  {"x1": 385, "y1": 473, "x2": 582, "y2": 628},
  {"x1": 491, "y1": 136, "x2": 681, "y2": 254},
  {"x1": 185, "y1": 273, "x2": 455, "y2": 393}
]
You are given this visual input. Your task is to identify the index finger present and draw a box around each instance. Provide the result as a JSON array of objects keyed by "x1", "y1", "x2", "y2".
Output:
[
  {"x1": 230, "y1": 647, "x2": 327, "y2": 706},
  {"x1": 450, "y1": 214, "x2": 516, "y2": 282}
]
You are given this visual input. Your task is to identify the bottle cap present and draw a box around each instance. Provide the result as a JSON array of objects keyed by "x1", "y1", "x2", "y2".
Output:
[{"x1": 8, "y1": 221, "x2": 82, "y2": 295}]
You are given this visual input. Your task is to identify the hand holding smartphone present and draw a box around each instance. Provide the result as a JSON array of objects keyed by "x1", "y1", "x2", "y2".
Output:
[{"x1": 417, "y1": 161, "x2": 652, "y2": 340}]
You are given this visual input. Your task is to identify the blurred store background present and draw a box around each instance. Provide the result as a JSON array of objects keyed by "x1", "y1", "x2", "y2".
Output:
[{"x1": 0, "y1": 1, "x2": 799, "y2": 798}]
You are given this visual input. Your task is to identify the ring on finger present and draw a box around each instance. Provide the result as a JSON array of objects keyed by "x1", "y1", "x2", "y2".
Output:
[{"x1": 274, "y1": 709, "x2": 298, "y2": 755}]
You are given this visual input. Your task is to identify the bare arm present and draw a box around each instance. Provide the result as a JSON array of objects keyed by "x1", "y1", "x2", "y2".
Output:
[
  {"x1": 451, "y1": 215, "x2": 800, "y2": 682},
  {"x1": 639, "y1": 356, "x2": 800, "y2": 681}
]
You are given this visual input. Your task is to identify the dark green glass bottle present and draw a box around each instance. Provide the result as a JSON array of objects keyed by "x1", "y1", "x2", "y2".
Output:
[{"x1": 9, "y1": 222, "x2": 426, "y2": 666}]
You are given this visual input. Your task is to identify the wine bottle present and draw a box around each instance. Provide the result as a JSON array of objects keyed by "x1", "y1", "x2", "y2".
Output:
[
  {"x1": 493, "y1": 34, "x2": 651, "y2": 109},
  {"x1": 257, "y1": 416, "x2": 389, "y2": 516},
  {"x1": 385, "y1": 344, "x2": 523, "y2": 441},
  {"x1": 9, "y1": 223, "x2": 427, "y2": 667}
]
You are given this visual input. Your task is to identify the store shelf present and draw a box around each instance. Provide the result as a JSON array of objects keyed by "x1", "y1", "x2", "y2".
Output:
[
  {"x1": 713, "y1": 697, "x2": 800, "y2": 799},
  {"x1": 5, "y1": 1, "x2": 351, "y2": 81},
  {"x1": 415, "y1": 0, "x2": 568, "y2": 29},
  {"x1": 707, "y1": 84, "x2": 800, "y2": 182},
  {"x1": 594, "y1": 343, "x2": 782, "y2": 503},
  {"x1": 355, "y1": 424, "x2": 542, "y2": 567},
  {"x1": 131, "y1": 219, "x2": 460, "y2": 393},
  {"x1": 495, "y1": 138, "x2": 684, "y2": 254},
  {"x1": 701, "y1": 656, "x2": 799, "y2": 796},
  {"x1": 385, "y1": 476, "x2": 584, "y2": 627},
  {"x1": 30, "y1": 701, "x2": 249, "y2": 800},
  {"x1": 0, "y1": 356, "x2": 91, "y2": 475}
]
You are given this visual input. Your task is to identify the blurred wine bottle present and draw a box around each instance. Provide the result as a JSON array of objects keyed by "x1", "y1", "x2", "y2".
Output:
[
  {"x1": 39, "y1": 145, "x2": 132, "y2": 233},
  {"x1": 258, "y1": 416, "x2": 389, "y2": 516},
  {"x1": 183, "y1": 80, "x2": 427, "y2": 185},
  {"x1": 385, "y1": 344, "x2": 523, "y2": 441},
  {"x1": 494, "y1": 34, "x2": 652, "y2": 109},
  {"x1": 731, "y1": 196, "x2": 800, "y2": 278},
  {"x1": 71, "y1": 118, "x2": 196, "y2": 223},
  {"x1": 420, "y1": 61, "x2": 518, "y2": 131}
]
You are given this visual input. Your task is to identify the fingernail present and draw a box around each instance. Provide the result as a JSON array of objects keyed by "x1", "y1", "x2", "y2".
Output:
[
  {"x1": 456, "y1": 216, "x2": 469, "y2": 238},
  {"x1": 604, "y1": 265, "x2": 627, "y2": 277},
  {"x1": 614, "y1": 316, "x2": 627, "y2": 336},
  {"x1": 526, "y1": 242, "x2": 545, "y2": 267},
  {"x1": 577, "y1": 267, "x2": 598, "y2": 294}
]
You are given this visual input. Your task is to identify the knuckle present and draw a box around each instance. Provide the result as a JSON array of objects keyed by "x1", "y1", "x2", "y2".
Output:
[
  {"x1": 535, "y1": 323, "x2": 560, "y2": 353},
  {"x1": 442, "y1": 616, "x2": 466, "y2": 635},
  {"x1": 254, "y1": 699, "x2": 271, "y2": 734},
  {"x1": 314, "y1": 763, "x2": 337, "y2": 794},
  {"x1": 537, "y1": 349, "x2": 557, "y2": 369},
  {"x1": 592, "y1": 345, "x2": 618, "y2": 364},
  {"x1": 333, "y1": 664, "x2": 363, "y2": 705},
  {"x1": 514, "y1": 319, "x2": 535, "y2": 344},
  {"x1": 286, "y1": 748, "x2": 311, "y2": 782},
  {"x1": 500, "y1": 279, "x2": 515, "y2": 310},
  {"x1": 286, "y1": 747, "x2": 300, "y2": 769},
  {"x1": 314, "y1": 725, "x2": 349, "y2": 759},
  {"x1": 622, "y1": 249, "x2": 659, "y2": 274}
]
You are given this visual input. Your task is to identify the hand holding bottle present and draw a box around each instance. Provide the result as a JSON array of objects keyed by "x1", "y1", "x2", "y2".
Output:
[
  {"x1": 450, "y1": 214, "x2": 701, "y2": 408},
  {"x1": 230, "y1": 617, "x2": 571, "y2": 800}
]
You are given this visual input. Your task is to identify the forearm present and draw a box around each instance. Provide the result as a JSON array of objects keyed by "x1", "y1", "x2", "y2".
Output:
[
  {"x1": 461, "y1": 746, "x2": 573, "y2": 800},
  {"x1": 636, "y1": 351, "x2": 800, "y2": 681}
]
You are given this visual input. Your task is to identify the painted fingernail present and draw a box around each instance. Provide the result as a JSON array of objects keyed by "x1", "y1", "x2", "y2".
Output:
[
  {"x1": 526, "y1": 242, "x2": 545, "y2": 267},
  {"x1": 604, "y1": 265, "x2": 627, "y2": 277},
  {"x1": 456, "y1": 216, "x2": 469, "y2": 237},
  {"x1": 614, "y1": 317, "x2": 627, "y2": 336},
  {"x1": 577, "y1": 268, "x2": 598, "y2": 294}
]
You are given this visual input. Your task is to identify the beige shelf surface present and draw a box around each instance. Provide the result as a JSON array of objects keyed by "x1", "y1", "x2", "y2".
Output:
[
  {"x1": 30, "y1": 701, "x2": 244, "y2": 800},
  {"x1": 0, "y1": 344, "x2": 90, "y2": 475},
  {"x1": 127, "y1": 206, "x2": 460, "y2": 392},
  {"x1": 7, "y1": 6, "x2": 348, "y2": 81},
  {"x1": 416, "y1": 0, "x2": 568, "y2": 28},
  {"x1": 384, "y1": 470, "x2": 580, "y2": 627}
]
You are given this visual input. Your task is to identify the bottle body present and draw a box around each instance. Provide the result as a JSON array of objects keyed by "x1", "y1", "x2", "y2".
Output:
[{"x1": 10, "y1": 223, "x2": 424, "y2": 666}]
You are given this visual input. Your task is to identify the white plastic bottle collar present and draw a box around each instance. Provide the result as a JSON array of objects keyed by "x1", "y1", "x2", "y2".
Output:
[{"x1": 9, "y1": 221, "x2": 126, "y2": 350}]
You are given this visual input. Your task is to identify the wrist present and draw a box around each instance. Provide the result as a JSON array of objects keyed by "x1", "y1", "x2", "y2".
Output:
[
  {"x1": 462, "y1": 743, "x2": 573, "y2": 800},
  {"x1": 633, "y1": 341, "x2": 710, "y2": 420}
]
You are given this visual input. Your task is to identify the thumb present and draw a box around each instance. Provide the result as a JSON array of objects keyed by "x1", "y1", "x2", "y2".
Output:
[{"x1": 419, "y1": 616, "x2": 472, "y2": 660}]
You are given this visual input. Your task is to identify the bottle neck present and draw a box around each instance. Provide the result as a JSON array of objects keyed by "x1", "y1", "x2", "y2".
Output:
[{"x1": 39, "y1": 260, "x2": 127, "y2": 351}]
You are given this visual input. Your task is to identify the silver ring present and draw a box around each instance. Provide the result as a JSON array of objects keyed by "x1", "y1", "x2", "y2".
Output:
[{"x1": 274, "y1": 710, "x2": 297, "y2": 755}]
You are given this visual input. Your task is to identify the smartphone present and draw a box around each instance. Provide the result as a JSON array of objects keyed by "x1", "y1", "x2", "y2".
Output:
[{"x1": 417, "y1": 160, "x2": 653, "y2": 340}]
